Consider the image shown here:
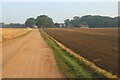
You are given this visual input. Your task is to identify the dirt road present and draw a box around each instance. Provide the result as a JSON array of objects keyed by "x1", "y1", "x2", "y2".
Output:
[{"x1": 2, "y1": 29, "x2": 63, "y2": 78}]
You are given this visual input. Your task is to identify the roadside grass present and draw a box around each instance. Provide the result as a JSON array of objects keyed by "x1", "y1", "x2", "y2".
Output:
[{"x1": 39, "y1": 29, "x2": 108, "y2": 79}]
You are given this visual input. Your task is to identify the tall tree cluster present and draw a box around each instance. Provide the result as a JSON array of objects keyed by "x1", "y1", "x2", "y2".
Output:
[
  {"x1": 36, "y1": 15, "x2": 54, "y2": 28},
  {"x1": 25, "y1": 15, "x2": 54, "y2": 28}
]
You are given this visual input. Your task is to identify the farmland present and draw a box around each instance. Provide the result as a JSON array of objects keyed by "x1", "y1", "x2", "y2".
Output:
[
  {"x1": 43, "y1": 28, "x2": 118, "y2": 75},
  {"x1": 1, "y1": 28, "x2": 32, "y2": 42}
]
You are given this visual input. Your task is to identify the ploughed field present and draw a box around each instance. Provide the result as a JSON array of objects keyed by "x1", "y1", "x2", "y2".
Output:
[{"x1": 43, "y1": 28, "x2": 118, "y2": 75}]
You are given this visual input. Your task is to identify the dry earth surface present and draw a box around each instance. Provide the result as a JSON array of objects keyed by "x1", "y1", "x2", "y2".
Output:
[{"x1": 2, "y1": 29, "x2": 63, "y2": 78}]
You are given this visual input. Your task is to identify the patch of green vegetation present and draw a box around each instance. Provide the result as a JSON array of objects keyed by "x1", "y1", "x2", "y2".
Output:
[{"x1": 39, "y1": 29, "x2": 107, "y2": 79}]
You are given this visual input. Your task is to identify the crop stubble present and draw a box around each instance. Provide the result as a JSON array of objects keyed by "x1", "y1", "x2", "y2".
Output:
[{"x1": 1, "y1": 28, "x2": 32, "y2": 42}]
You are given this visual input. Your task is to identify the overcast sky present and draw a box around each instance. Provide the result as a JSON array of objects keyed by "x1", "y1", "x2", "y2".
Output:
[{"x1": 0, "y1": 1, "x2": 119, "y2": 24}]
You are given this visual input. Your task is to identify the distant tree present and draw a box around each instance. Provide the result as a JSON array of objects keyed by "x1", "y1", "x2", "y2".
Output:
[
  {"x1": 70, "y1": 16, "x2": 81, "y2": 27},
  {"x1": 25, "y1": 18, "x2": 36, "y2": 28},
  {"x1": 36, "y1": 15, "x2": 54, "y2": 28},
  {"x1": 64, "y1": 19, "x2": 70, "y2": 28}
]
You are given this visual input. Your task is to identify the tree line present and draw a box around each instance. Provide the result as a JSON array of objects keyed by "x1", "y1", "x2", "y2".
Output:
[
  {"x1": 25, "y1": 15, "x2": 119, "y2": 28},
  {"x1": 1, "y1": 15, "x2": 119, "y2": 28},
  {"x1": 64, "y1": 15, "x2": 119, "y2": 28},
  {"x1": 0, "y1": 23, "x2": 26, "y2": 28}
]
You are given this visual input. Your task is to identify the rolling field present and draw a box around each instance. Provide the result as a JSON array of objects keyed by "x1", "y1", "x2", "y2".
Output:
[{"x1": 43, "y1": 28, "x2": 118, "y2": 75}]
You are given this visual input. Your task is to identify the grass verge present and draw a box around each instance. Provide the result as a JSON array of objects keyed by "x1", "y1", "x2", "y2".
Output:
[{"x1": 39, "y1": 29, "x2": 117, "y2": 79}]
